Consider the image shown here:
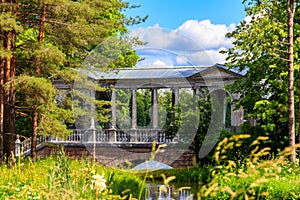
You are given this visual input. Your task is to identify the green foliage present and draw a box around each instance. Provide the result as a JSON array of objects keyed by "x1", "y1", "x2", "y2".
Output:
[
  {"x1": 191, "y1": 89, "x2": 212, "y2": 162},
  {"x1": 137, "y1": 89, "x2": 152, "y2": 128},
  {"x1": 50, "y1": 148, "x2": 71, "y2": 188},
  {"x1": 0, "y1": 156, "x2": 147, "y2": 199},
  {"x1": 199, "y1": 134, "x2": 300, "y2": 199},
  {"x1": 142, "y1": 166, "x2": 212, "y2": 185},
  {"x1": 223, "y1": 0, "x2": 300, "y2": 153},
  {"x1": 116, "y1": 89, "x2": 131, "y2": 129},
  {"x1": 139, "y1": 135, "x2": 300, "y2": 199},
  {"x1": 12, "y1": 75, "x2": 73, "y2": 137},
  {"x1": 0, "y1": 12, "x2": 22, "y2": 33},
  {"x1": 158, "y1": 89, "x2": 181, "y2": 139},
  {"x1": 15, "y1": 116, "x2": 32, "y2": 137},
  {"x1": 2, "y1": 0, "x2": 144, "y2": 140}
]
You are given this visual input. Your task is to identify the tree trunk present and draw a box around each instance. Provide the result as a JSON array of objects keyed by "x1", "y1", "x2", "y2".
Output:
[
  {"x1": 30, "y1": 5, "x2": 46, "y2": 161},
  {"x1": 298, "y1": 70, "x2": 300, "y2": 162},
  {"x1": 3, "y1": 30, "x2": 16, "y2": 158},
  {"x1": 0, "y1": 134, "x2": 2, "y2": 163},
  {"x1": 36, "y1": 5, "x2": 46, "y2": 75},
  {"x1": 287, "y1": 0, "x2": 296, "y2": 162},
  {"x1": 31, "y1": 111, "x2": 38, "y2": 162},
  {"x1": 1, "y1": 0, "x2": 17, "y2": 161},
  {"x1": 0, "y1": 0, "x2": 5, "y2": 163},
  {"x1": 0, "y1": 59, "x2": 4, "y2": 163}
]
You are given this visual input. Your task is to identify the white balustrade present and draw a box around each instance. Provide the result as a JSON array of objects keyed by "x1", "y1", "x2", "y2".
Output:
[{"x1": 18, "y1": 128, "x2": 174, "y2": 156}]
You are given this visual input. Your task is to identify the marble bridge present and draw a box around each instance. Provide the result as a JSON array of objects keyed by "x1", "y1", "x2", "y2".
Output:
[{"x1": 21, "y1": 64, "x2": 244, "y2": 168}]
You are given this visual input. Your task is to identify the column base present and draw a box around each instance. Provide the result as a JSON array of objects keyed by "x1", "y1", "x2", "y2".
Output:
[{"x1": 231, "y1": 126, "x2": 240, "y2": 133}]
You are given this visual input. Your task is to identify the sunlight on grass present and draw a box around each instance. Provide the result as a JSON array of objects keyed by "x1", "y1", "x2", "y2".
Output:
[
  {"x1": 199, "y1": 134, "x2": 300, "y2": 200},
  {"x1": 0, "y1": 150, "x2": 147, "y2": 200},
  {"x1": 2, "y1": 135, "x2": 300, "y2": 199}
]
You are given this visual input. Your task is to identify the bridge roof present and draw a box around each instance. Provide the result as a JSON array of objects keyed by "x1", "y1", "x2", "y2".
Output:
[
  {"x1": 86, "y1": 64, "x2": 240, "y2": 80},
  {"x1": 87, "y1": 66, "x2": 209, "y2": 80},
  {"x1": 80, "y1": 64, "x2": 241, "y2": 89}
]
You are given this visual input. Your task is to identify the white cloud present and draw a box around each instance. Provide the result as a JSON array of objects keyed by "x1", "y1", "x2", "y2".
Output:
[
  {"x1": 176, "y1": 19, "x2": 235, "y2": 50},
  {"x1": 183, "y1": 47, "x2": 228, "y2": 66},
  {"x1": 131, "y1": 27, "x2": 201, "y2": 51},
  {"x1": 152, "y1": 60, "x2": 171, "y2": 68},
  {"x1": 151, "y1": 23, "x2": 160, "y2": 28},
  {"x1": 175, "y1": 56, "x2": 189, "y2": 65},
  {"x1": 130, "y1": 19, "x2": 236, "y2": 66}
]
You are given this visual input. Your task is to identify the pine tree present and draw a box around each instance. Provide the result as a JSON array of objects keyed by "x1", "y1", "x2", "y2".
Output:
[
  {"x1": 0, "y1": 1, "x2": 21, "y2": 160},
  {"x1": 0, "y1": 0, "x2": 145, "y2": 161}
]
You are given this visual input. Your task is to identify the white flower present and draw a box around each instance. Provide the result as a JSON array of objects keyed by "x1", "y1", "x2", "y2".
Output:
[
  {"x1": 91, "y1": 174, "x2": 106, "y2": 194},
  {"x1": 278, "y1": 167, "x2": 282, "y2": 173}
]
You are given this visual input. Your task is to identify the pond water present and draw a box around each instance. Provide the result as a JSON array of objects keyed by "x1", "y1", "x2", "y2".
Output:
[{"x1": 146, "y1": 183, "x2": 194, "y2": 200}]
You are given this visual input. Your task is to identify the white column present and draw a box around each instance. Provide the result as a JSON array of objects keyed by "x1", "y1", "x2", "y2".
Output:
[
  {"x1": 131, "y1": 89, "x2": 137, "y2": 129},
  {"x1": 231, "y1": 93, "x2": 244, "y2": 132},
  {"x1": 152, "y1": 88, "x2": 158, "y2": 129},
  {"x1": 111, "y1": 88, "x2": 117, "y2": 130},
  {"x1": 172, "y1": 88, "x2": 179, "y2": 106},
  {"x1": 171, "y1": 88, "x2": 179, "y2": 141},
  {"x1": 110, "y1": 88, "x2": 117, "y2": 142},
  {"x1": 172, "y1": 88, "x2": 179, "y2": 119}
]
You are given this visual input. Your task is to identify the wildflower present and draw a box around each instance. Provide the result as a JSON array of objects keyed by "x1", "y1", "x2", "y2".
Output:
[
  {"x1": 278, "y1": 167, "x2": 282, "y2": 173},
  {"x1": 227, "y1": 160, "x2": 236, "y2": 168},
  {"x1": 91, "y1": 174, "x2": 106, "y2": 194}
]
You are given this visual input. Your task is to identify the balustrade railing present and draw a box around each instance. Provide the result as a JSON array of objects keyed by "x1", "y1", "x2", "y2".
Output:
[
  {"x1": 21, "y1": 138, "x2": 32, "y2": 155},
  {"x1": 18, "y1": 129, "x2": 175, "y2": 156},
  {"x1": 21, "y1": 136, "x2": 47, "y2": 155},
  {"x1": 45, "y1": 129, "x2": 173, "y2": 144}
]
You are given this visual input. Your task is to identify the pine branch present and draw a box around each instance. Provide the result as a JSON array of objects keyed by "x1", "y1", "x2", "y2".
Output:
[
  {"x1": 272, "y1": 48, "x2": 289, "y2": 54},
  {"x1": 44, "y1": 19, "x2": 69, "y2": 26}
]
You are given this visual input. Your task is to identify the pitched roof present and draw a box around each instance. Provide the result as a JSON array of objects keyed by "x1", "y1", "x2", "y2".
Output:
[{"x1": 85, "y1": 64, "x2": 240, "y2": 80}]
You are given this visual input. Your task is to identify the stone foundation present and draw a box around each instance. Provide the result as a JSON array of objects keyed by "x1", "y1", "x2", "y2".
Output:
[{"x1": 37, "y1": 143, "x2": 195, "y2": 168}]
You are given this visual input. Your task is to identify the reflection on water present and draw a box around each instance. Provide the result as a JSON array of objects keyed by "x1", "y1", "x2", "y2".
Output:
[{"x1": 146, "y1": 184, "x2": 193, "y2": 200}]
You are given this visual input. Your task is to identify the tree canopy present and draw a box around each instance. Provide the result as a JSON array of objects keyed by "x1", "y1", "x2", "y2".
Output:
[
  {"x1": 223, "y1": 0, "x2": 300, "y2": 159},
  {"x1": 0, "y1": 0, "x2": 145, "y2": 161}
]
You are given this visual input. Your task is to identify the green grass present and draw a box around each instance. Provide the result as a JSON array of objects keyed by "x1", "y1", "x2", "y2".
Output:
[
  {"x1": 139, "y1": 134, "x2": 300, "y2": 200},
  {"x1": 198, "y1": 135, "x2": 300, "y2": 199},
  {"x1": 3, "y1": 135, "x2": 300, "y2": 200},
  {"x1": 0, "y1": 154, "x2": 147, "y2": 200}
]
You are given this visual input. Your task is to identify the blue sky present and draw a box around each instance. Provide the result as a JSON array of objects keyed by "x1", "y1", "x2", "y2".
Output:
[
  {"x1": 125, "y1": 1, "x2": 247, "y2": 67},
  {"x1": 126, "y1": 0, "x2": 246, "y2": 29}
]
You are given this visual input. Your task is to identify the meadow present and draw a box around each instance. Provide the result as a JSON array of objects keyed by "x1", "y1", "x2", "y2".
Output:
[
  {"x1": 1, "y1": 134, "x2": 300, "y2": 199},
  {"x1": 0, "y1": 150, "x2": 147, "y2": 200}
]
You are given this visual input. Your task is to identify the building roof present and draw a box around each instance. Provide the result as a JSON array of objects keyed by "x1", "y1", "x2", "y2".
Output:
[
  {"x1": 77, "y1": 64, "x2": 241, "y2": 89},
  {"x1": 85, "y1": 64, "x2": 240, "y2": 81}
]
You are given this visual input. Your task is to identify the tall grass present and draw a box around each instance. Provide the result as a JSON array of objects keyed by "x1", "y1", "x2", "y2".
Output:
[
  {"x1": 0, "y1": 151, "x2": 147, "y2": 199},
  {"x1": 4, "y1": 135, "x2": 300, "y2": 199},
  {"x1": 199, "y1": 134, "x2": 300, "y2": 199},
  {"x1": 140, "y1": 134, "x2": 300, "y2": 199}
]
